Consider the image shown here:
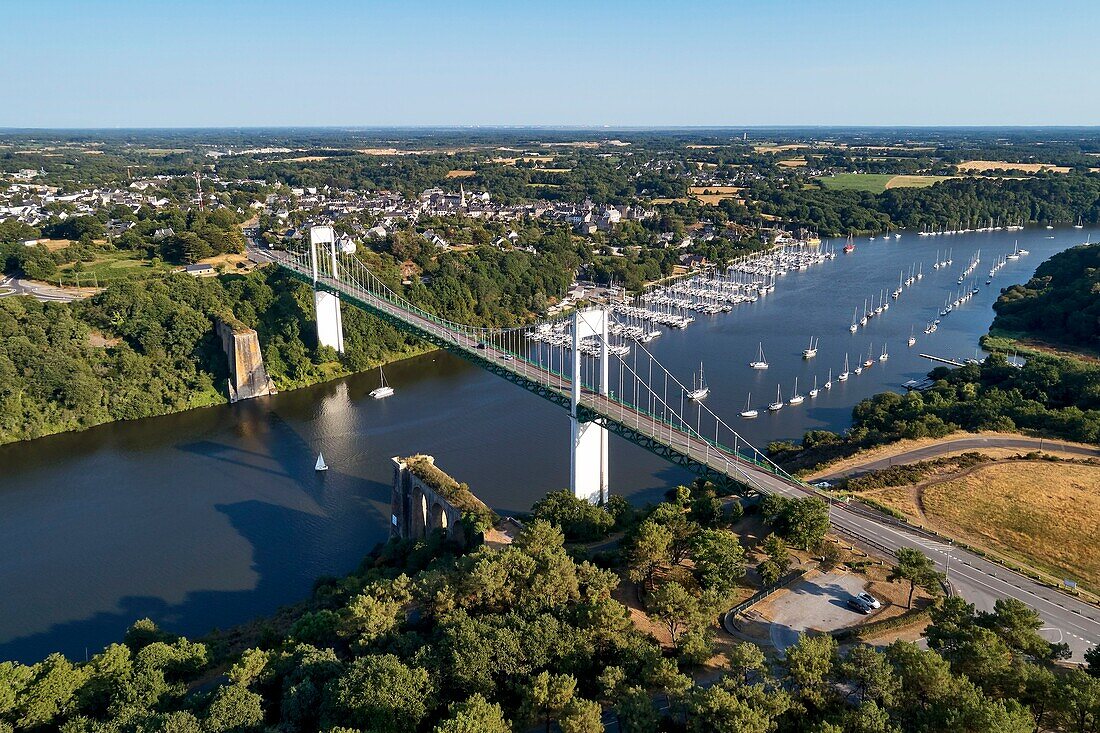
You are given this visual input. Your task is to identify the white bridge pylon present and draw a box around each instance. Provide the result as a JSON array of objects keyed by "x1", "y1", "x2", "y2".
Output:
[
  {"x1": 310, "y1": 226, "x2": 345, "y2": 354},
  {"x1": 571, "y1": 308, "x2": 609, "y2": 504}
]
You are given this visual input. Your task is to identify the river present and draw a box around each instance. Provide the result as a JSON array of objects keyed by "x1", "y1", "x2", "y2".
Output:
[{"x1": 1, "y1": 225, "x2": 1094, "y2": 662}]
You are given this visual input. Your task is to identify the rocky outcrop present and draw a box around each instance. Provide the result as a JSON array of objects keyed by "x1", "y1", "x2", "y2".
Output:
[{"x1": 215, "y1": 319, "x2": 277, "y2": 403}]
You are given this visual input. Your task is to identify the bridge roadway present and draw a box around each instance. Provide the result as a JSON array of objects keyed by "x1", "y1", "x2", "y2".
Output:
[{"x1": 274, "y1": 254, "x2": 1100, "y2": 661}]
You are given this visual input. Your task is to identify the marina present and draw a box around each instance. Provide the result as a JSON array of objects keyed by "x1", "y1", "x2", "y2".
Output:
[{"x1": 0, "y1": 224, "x2": 1094, "y2": 663}]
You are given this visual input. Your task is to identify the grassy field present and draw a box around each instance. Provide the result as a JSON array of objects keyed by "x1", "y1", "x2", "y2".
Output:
[
  {"x1": 820, "y1": 173, "x2": 953, "y2": 194},
  {"x1": 444, "y1": 169, "x2": 476, "y2": 178},
  {"x1": 57, "y1": 249, "x2": 171, "y2": 285},
  {"x1": 920, "y1": 462, "x2": 1100, "y2": 593}
]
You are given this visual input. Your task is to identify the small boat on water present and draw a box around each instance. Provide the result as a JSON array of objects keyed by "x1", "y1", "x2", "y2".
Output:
[
  {"x1": 315, "y1": 453, "x2": 328, "y2": 472},
  {"x1": 802, "y1": 336, "x2": 818, "y2": 359},
  {"x1": 768, "y1": 384, "x2": 784, "y2": 412},
  {"x1": 824, "y1": 369, "x2": 833, "y2": 390},
  {"x1": 849, "y1": 307, "x2": 859, "y2": 333},
  {"x1": 749, "y1": 342, "x2": 769, "y2": 370},
  {"x1": 843, "y1": 235, "x2": 855, "y2": 254},
  {"x1": 809, "y1": 376, "x2": 819, "y2": 399},
  {"x1": 687, "y1": 362, "x2": 710, "y2": 401},
  {"x1": 854, "y1": 353, "x2": 864, "y2": 375},
  {"x1": 839, "y1": 355, "x2": 850, "y2": 381},
  {"x1": 740, "y1": 393, "x2": 758, "y2": 419},
  {"x1": 788, "y1": 377, "x2": 805, "y2": 405},
  {"x1": 370, "y1": 366, "x2": 395, "y2": 399},
  {"x1": 908, "y1": 327, "x2": 916, "y2": 348},
  {"x1": 879, "y1": 343, "x2": 889, "y2": 362}
]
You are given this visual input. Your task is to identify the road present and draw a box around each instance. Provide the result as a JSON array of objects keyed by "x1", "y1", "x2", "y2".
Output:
[
  {"x1": 272, "y1": 247, "x2": 1100, "y2": 662},
  {"x1": 0, "y1": 274, "x2": 93, "y2": 303},
  {"x1": 818, "y1": 435, "x2": 1100, "y2": 481}
]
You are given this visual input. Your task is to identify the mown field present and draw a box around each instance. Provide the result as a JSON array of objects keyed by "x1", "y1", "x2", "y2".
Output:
[{"x1": 820, "y1": 173, "x2": 954, "y2": 194}]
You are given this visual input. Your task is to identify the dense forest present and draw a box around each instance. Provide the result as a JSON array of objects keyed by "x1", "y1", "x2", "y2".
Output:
[
  {"x1": 991, "y1": 240, "x2": 1100, "y2": 351},
  {"x1": 752, "y1": 175, "x2": 1100, "y2": 237},
  {"x1": 0, "y1": 485, "x2": 1097, "y2": 732},
  {"x1": 0, "y1": 268, "x2": 424, "y2": 445}
]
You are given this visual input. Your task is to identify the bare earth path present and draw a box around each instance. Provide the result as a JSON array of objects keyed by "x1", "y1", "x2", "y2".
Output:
[{"x1": 813, "y1": 433, "x2": 1100, "y2": 482}]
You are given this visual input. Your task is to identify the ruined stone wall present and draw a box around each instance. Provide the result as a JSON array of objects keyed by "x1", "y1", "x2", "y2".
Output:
[{"x1": 391, "y1": 455, "x2": 491, "y2": 545}]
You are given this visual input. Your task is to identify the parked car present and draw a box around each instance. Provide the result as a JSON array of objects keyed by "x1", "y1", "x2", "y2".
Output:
[
  {"x1": 847, "y1": 596, "x2": 872, "y2": 614},
  {"x1": 812, "y1": 480, "x2": 833, "y2": 489},
  {"x1": 856, "y1": 592, "x2": 882, "y2": 609},
  {"x1": 475, "y1": 342, "x2": 487, "y2": 349}
]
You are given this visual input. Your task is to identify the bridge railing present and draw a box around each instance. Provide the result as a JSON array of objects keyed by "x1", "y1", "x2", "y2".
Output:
[{"x1": 280, "y1": 246, "x2": 800, "y2": 489}]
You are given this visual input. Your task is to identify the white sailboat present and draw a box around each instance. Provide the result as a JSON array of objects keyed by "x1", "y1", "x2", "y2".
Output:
[
  {"x1": 315, "y1": 452, "x2": 328, "y2": 472},
  {"x1": 849, "y1": 307, "x2": 858, "y2": 334},
  {"x1": 854, "y1": 353, "x2": 864, "y2": 376},
  {"x1": 740, "y1": 393, "x2": 758, "y2": 419},
  {"x1": 768, "y1": 384, "x2": 784, "y2": 411},
  {"x1": 907, "y1": 327, "x2": 916, "y2": 348},
  {"x1": 824, "y1": 369, "x2": 833, "y2": 390},
  {"x1": 370, "y1": 366, "x2": 395, "y2": 399},
  {"x1": 788, "y1": 377, "x2": 804, "y2": 405},
  {"x1": 802, "y1": 336, "x2": 818, "y2": 359},
  {"x1": 838, "y1": 355, "x2": 850, "y2": 381},
  {"x1": 749, "y1": 342, "x2": 769, "y2": 369},
  {"x1": 687, "y1": 362, "x2": 709, "y2": 401},
  {"x1": 809, "y1": 375, "x2": 819, "y2": 398},
  {"x1": 879, "y1": 342, "x2": 889, "y2": 362}
]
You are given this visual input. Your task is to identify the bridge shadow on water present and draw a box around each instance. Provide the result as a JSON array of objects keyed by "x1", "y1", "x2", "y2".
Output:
[{"x1": 0, "y1": 410, "x2": 391, "y2": 665}]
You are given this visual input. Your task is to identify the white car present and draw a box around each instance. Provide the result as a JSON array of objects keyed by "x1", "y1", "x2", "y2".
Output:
[{"x1": 856, "y1": 592, "x2": 882, "y2": 610}]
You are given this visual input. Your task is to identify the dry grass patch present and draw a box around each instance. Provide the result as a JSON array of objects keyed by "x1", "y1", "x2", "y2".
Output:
[
  {"x1": 689, "y1": 185, "x2": 742, "y2": 195},
  {"x1": 444, "y1": 169, "x2": 476, "y2": 178},
  {"x1": 805, "y1": 431, "x2": 1099, "y2": 480},
  {"x1": 922, "y1": 462, "x2": 1100, "y2": 592},
  {"x1": 884, "y1": 174, "x2": 955, "y2": 189},
  {"x1": 777, "y1": 157, "x2": 807, "y2": 168},
  {"x1": 754, "y1": 144, "x2": 806, "y2": 153},
  {"x1": 957, "y1": 160, "x2": 1071, "y2": 174}
]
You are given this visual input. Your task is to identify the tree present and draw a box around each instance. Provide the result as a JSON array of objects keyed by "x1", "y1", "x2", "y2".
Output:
[
  {"x1": 433, "y1": 694, "x2": 511, "y2": 733},
  {"x1": 615, "y1": 686, "x2": 659, "y2": 733},
  {"x1": 887, "y1": 548, "x2": 943, "y2": 608},
  {"x1": 626, "y1": 521, "x2": 672, "y2": 591},
  {"x1": 757, "y1": 534, "x2": 792, "y2": 586},
  {"x1": 523, "y1": 671, "x2": 576, "y2": 733},
  {"x1": 647, "y1": 581, "x2": 709, "y2": 645},
  {"x1": 532, "y1": 489, "x2": 614, "y2": 541},
  {"x1": 1085, "y1": 645, "x2": 1100, "y2": 678},
  {"x1": 692, "y1": 529, "x2": 745, "y2": 596},
  {"x1": 839, "y1": 646, "x2": 900, "y2": 707},
  {"x1": 559, "y1": 697, "x2": 603, "y2": 733},
  {"x1": 785, "y1": 633, "x2": 838, "y2": 709},
  {"x1": 203, "y1": 684, "x2": 263, "y2": 732},
  {"x1": 321, "y1": 654, "x2": 434, "y2": 733}
]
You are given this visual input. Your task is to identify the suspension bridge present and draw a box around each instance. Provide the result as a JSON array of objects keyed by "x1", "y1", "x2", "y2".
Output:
[
  {"x1": 253, "y1": 226, "x2": 1100, "y2": 660},
  {"x1": 275, "y1": 226, "x2": 804, "y2": 503}
]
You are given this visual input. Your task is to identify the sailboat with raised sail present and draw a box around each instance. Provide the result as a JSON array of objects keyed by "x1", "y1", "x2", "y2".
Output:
[
  {"x1": 370, "y1": 366, "x2": 395, "y2": 399},
  {"x1": 315, "y1": 452, "x2": 328, "y2": 472},
  {"x1": 687, "y1": 362, "x2": 709, "y2": 401},
  {"x1": 749, "y1": 342, "x2": 769, "y2": 370},
  {"x1": 768, "y1": 384, "x2": 784, "y2": 411},
  {"x1": 740, "y1": 393, "x2": 758, "y2": 419}
]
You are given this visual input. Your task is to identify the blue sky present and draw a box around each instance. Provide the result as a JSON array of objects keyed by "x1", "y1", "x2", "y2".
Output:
[{"x1": 3, "y1": 0, "x2": 1098, "y2": 128}]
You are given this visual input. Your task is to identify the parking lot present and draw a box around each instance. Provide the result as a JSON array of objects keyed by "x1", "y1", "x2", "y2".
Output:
[{"x1": 751, "y1": 570, "x2": 872, "y2": 653}]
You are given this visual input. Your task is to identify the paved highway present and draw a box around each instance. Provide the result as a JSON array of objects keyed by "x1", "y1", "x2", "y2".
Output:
[
  {"x1": 273, "y1": 250, "x2": 1100, "y2": 663},
  {"x1": 818, "y1": 435, "x2": 1100, "y2": 481}
]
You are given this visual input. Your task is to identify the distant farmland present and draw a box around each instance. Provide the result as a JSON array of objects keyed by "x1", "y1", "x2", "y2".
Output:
[{"x1": 820, "y1": 173, "x2": 953, "y2": 194}]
